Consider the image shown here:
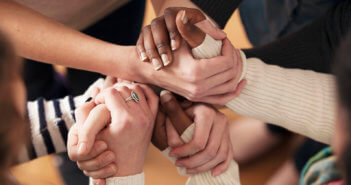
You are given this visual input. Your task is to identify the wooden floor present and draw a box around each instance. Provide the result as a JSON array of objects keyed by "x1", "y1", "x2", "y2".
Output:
[{"x1": 11, "y1": 1, "x2": 297, "y2": 185}]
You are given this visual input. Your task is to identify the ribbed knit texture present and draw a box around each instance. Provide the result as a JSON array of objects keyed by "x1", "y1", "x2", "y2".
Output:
[
  {"x1": 192, "y1": 34, "x2": 222, "y2": 59},
  {"x1": 191, "y1": 0, "x2": 242, "y2": 28},
  {"x1": 226, "y1": 58, "x2": 336, "y2": 144},
  {"x1": 105, "y1": 173, "x2": 145, "y2": 185},
  {"x1": 162, "y1": 124, "x2": 241, "y2": 185}
]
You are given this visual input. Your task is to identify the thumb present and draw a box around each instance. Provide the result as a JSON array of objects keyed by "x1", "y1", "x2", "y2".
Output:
[
  {"x1": 195, "y1": 20, "x2": 227, "y2": 40},
  {"x1": 160, "y1": 90, "x2": 192, "y2": 135},
  {"x1": 176, "y1": 10, "x2": 206, "y2": 48},
  {"x1": 78, "y1": 104, "x2": 111, "y2": 156}
]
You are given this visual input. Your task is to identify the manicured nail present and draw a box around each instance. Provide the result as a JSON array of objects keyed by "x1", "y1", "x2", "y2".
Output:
[
  {"x1": 85, "y1": 97, "x2": 92, "y2": 103},
  {"x1": 152, "y1": 58, "x2": 162, "y2": 71},
  {"x1": 160, "y1": 90, "x2": 172, "y2": 103},
  {"x1": 78, "y1": 143, "x2": 87, "y2": 155},
  {"x1": 171, "y1": 39, "x2": 177, "y2": 51},
  {"x1": 140, "y1": 52, "x2": 148, "y2": 62},
  {"x1": 181, "y1": 10, "x2": 188, "y2": 24},
  {"x1": 161, "y1": 54, "x2": 171, "y2": 66}
]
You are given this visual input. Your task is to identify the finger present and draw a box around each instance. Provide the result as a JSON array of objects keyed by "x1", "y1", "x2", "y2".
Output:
[
  {"x1": 114, "y1": 86, "x2": 140, "y2": 110},
  {"x1": 169, "y1": 107, "x2": 215, "y2": 157},
  {"x1": 78, "y1": 104, "x2": 111, "y2": 156},
  {"x1": 74, "y1": 140, "x2": 108, "y2": 161},
  {"x1": 176, "y1": 10, "x2": 206, "y2": 48},
  {"x1": 83, "y1": 163, "x2": 117, "y2": 179},
  {"x1": 77, "y1": 151, "x2": 115, "y2": 171},
  {"x1": 160, "y1": 90, "x2": 192, "y2": 135},
  {"x1": 194, "y1": 80, "x2": 247, "y2": 105},
  {"x1": 136, "y1": 33, "x2": 148, "y2": 62},
  {"x1": 163, "y1": 7, "x2": 184, "y2": 51},
  {"x1": 196, "y1": 67, "x2": 237, "y2": 96},
  {"x1": 187, "y1": 135, "x2": 229, "y2": 174},
  {"x1": 102, "y1": 76, "x2": 117, "y2": 89},
  {"x1": 151, "y1": 16, "x2": 173, "y2": 67},
  {"x1": 201, "y1": 73, "x2": 238, "y2": 97},
  {"x1": 195, "y1": 20, "x2": 227, "y2": 40},
  {"x1": 166, "y1": 119, "x2": 184, "y2": 148},
  {"x1": 142, "y1": 25, "x2": 163, "y2": 71},
  {"x1": 67, "y1": 125, "x2": 79, "y2": 161},
  {"x1": 175, "y1": 112, "x2": 226, "y2": 169},
  {"x1": 102, "y1": 88, "x2": 128, "y2": 115},
  {"x1": 211, "y1": 135, "x2": 233, "y2": 177},
  {"x1": 92, "y1": 179, "x2": 106, "y2": 185},
  {"x1": 75, "y1": 101, "x2": 96, "y2": 126},
  {"x1": 139, "y1": 84, "x2": 159, "y2": 117},
  {"x1": 152, "y1": 109, "x2": 168, "y2": 150}
]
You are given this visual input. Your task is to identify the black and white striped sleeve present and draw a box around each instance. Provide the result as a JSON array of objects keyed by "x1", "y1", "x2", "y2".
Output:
[{"x1": 18, "y1": 78, "x2": 104, "y2": 162}]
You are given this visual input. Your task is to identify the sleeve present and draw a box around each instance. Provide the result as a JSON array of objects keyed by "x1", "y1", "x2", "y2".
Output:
[
  {"x1": 89, "y1": 173, "x2": 145, "y2": 185},
  {"x1": 191, "y1": 0, "x2": 243, "y2": 28},
  {"x1": 17, "y1": 79, "x2": 104, "y2": 163},
  {"x1": 243, "y1": 0, "x2": 351, "y2": 74},
  {"x1": 161, "y1": 124, "x2": 241, "y2": 185},
  {"x1": 226, "y1": 54, "x2": 336, "y2": 144}
]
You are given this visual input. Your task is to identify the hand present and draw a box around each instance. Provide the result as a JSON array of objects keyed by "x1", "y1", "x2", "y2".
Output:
[
  {"x1": 69, "y1": 83, "x2": 159, "y2": 178},
  {"x1": 153, "y1": 90, "x2": 234, "y2": 176},
  {"x1": 136, "y1": 7, "x2": 226, "y2": 69},
  {"x1": 151, "y1": 38, "x2": 245, "y2": 105}
]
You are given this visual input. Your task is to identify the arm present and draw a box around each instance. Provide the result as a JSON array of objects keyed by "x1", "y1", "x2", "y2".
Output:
[
  {"x1": 17, "y1": 79, "x2": 104, "y2": 162},
  {"x1": 0, "y1": 1, "x2": 150, "y2": 82},
  {"x1": 226, "y1": 55, "x2": 336, "y2": 145}
]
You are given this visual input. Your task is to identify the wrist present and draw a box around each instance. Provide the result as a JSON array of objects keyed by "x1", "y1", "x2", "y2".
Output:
[{"x1": 112, "y1": 156, "x2": 145, "y2": 177}]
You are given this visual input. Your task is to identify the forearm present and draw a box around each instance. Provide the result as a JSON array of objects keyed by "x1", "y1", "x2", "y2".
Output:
[
  {"x1": 0, "y1": 1, "x2": 150, "y2": 82},
  {"x1": 226, "y1": 57, "x2": 336, "y2": 144},
  {"x1": 18, "y1": 79, "x2": 105, "y2": 162}
]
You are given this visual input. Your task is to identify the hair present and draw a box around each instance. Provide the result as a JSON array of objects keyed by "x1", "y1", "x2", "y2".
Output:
[
  {"x1": 0, "y1": 30, "x2": 28, "y2": 185},
  {"x1": 334, "y1": 30, "x2": 351, "y2": 185}
]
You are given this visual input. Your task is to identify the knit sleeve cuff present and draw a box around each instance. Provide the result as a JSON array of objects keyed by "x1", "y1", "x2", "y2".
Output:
[
  {"x1": 104, "y1": 173, "x2": 145, "y2": 185},
  {"x1": 161, "y1": 123, "x2": 196, "y2": 176},
  {"x1": 192, "y1": 34, "x2": 222, "y2": 59}
]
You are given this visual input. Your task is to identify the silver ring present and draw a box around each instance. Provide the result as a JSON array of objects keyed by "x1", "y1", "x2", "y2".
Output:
[{"x1": 125, "y1": 91, "x2": 139, "y2": 103}]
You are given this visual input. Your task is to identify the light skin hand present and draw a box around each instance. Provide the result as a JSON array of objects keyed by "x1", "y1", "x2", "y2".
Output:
[
  {"x1": 153, "y1": 91, "x2": 233, "y2": 176},
  {"x1": 74, "y1": 83, "x2": 159, "y2": 178}
]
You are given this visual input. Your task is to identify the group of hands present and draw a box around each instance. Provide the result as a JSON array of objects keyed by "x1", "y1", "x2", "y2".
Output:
[{"x1": 67, "y1": 7, "x2": 245, "y2": 185}]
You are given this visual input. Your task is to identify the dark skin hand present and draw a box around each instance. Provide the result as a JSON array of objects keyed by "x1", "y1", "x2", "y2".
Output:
[
  {"x1": 152, "y1": 91, "x2": 193, "y2": 150},
  {"x1": 136, "y1": 7, "x2": 211, "y2": 69}
]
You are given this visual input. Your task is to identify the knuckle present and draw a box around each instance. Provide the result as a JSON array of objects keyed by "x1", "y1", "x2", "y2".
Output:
[
  {"x1": 145, "y1": 48, "x2": 156, "y2": 56},
  {"x1": 193, "y1": 140, "x2": 206, "y2": 151},
  {"x1": 207, "y1": 150, "x2": 217, "y2": 159},
  {"x1": 142, "y1": 25, "x2": 151, "y2": 33},
  {"x1": 106, "y1": 88, "x2": 118, "y2": 97},
  {"x1": 151, "y1": 17, "x2": 163, "y2": 27},
  {"x1": 156, "y1": 42, "x2": 169, "y2": 51}
]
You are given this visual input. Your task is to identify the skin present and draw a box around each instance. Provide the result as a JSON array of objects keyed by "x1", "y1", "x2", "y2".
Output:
[{"x1": 0, "y1": 0, "x2": 240, "y2": 104}]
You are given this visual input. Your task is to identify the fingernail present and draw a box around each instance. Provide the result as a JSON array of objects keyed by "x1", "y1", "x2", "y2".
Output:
[
  {"x1": 85, "y1": 97, "x2": 92, "y2": 103},
  {"x1": 181, "y1": 10, "x2": 188, "y2": 24},
  {"x1": 187, "y1": 169, "x2": 196, "y2": 174},
  {"x1": 212, "y1": 170, "x2": 220, "y2": 177},
  {"x1": 171, "y1": 39, "x2": 177, "y2": 51},
  {"x1": 160, "y1": 90, "x2": 172, "y2": 103},
  {"x1": 161, "y1": 54, "x2": 171, "y2": 66},
  {"x1": 140, "y1": 52, "x2": 148, "y2": 62},
  {"x1": 78, "y1": 143, "x2": 87, "y2": 155},
  {"x1": 152, "y1": 58, "x2": 162, "y2": 71}
]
